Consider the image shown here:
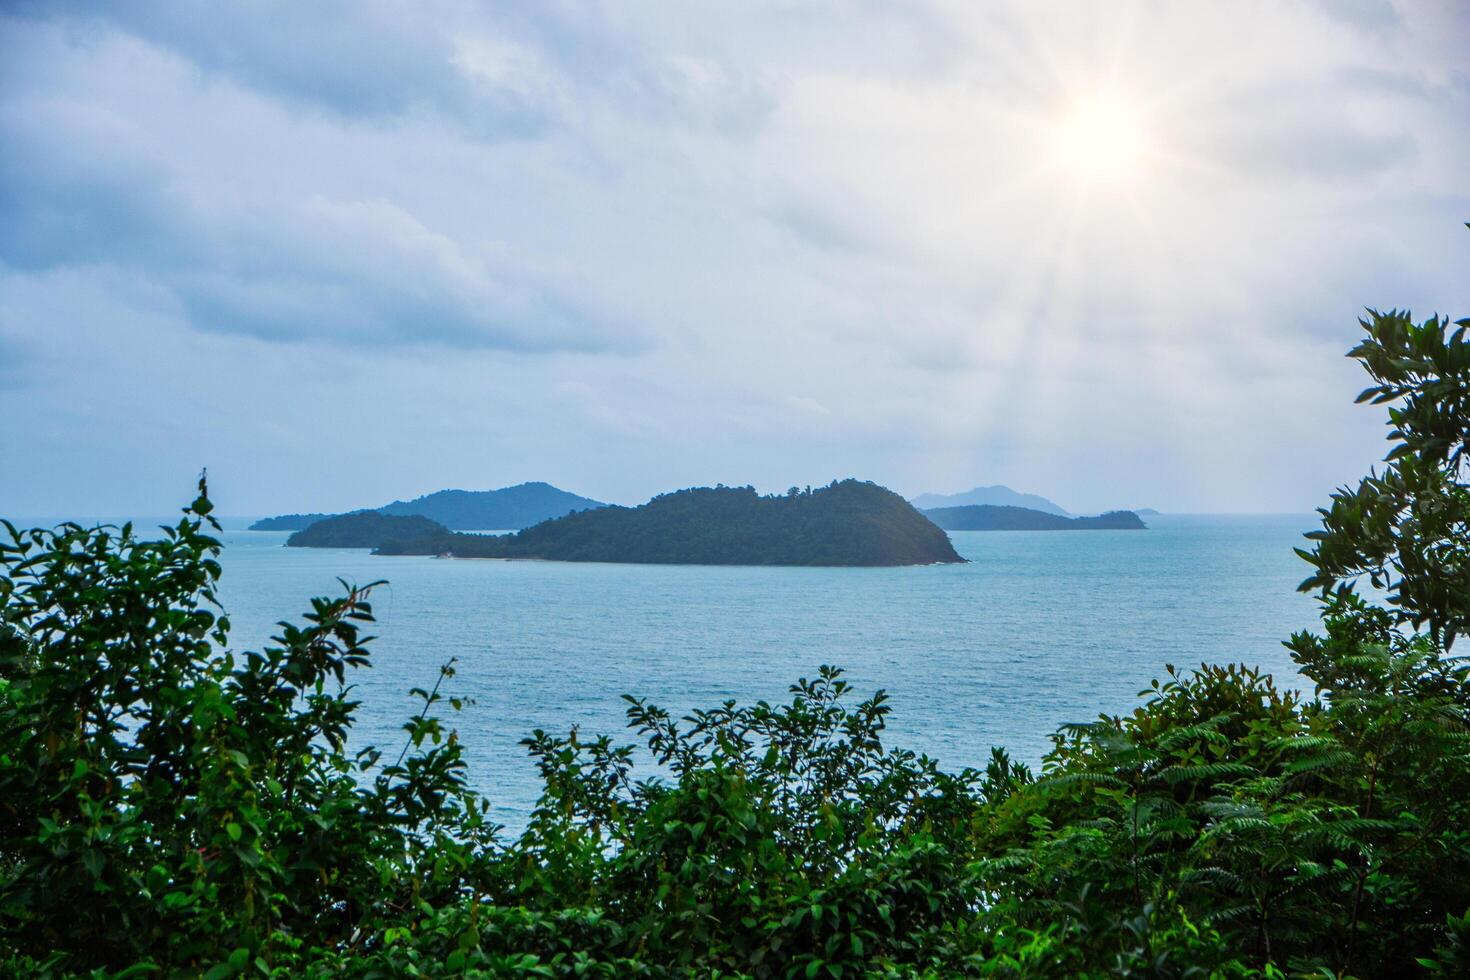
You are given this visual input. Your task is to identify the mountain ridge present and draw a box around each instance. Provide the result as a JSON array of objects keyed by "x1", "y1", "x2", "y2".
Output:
[
  {"x1": 922, "y1": 504, "x2": 1146, "y2": 531},
  {"x1": 250, "y1": 482, "x2": 605, "y2": 531},
  {"x1": 910, "y1": 485, "x2": 1069, "y2": 516}
]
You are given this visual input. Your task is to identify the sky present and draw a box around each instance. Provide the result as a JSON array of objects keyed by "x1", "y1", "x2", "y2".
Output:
[{"x1": 1, "y1": 1, "x2": 1467, "y2": 518}]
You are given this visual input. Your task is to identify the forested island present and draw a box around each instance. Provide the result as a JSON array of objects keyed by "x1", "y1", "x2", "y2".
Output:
[
  {"x1": 291, "y1": 480, "x2": 963, "y2": 566},
  {"x1": 922, "y1": 504, "x2": 1147, "y2": 531},
  {"x1": 251, "y1": 482, "x2": 604, "y2": 531},
  {"x1": 250, "y1": 512, "x2": 330, "y2": 531},
  {"x1": 285, "y1": 512, "x2": 448, "y2": 549}
]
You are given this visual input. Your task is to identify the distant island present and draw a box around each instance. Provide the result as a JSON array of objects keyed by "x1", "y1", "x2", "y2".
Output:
[
  {"x1": 910, "y1": 485, "x2": 1069, "y2": 516},
  {"x1": 251, "y1": 512, "x2": 331, "y2": 531},
  {"x1": 286, "y1": 512, "x2": 449, "y2": 549},
  {"x1": 290, "y1": 480, "x2": 964, "y2": 567},
  {"x1": 251, "y1": 482, "x2": 605, "y2": 531},
  {"x1": 922, "y1": 504, "x2": 1147, "y2": 531}
]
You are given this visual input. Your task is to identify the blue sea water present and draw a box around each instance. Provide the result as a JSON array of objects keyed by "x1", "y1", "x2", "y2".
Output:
[{"x1": 201, "y1": 513, "x2": 1321, "y2": 831}]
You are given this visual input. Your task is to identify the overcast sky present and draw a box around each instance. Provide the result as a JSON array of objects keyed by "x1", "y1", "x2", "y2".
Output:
[{"x1": 1, "y1": 1, "x2": 1467, "y2": 518}]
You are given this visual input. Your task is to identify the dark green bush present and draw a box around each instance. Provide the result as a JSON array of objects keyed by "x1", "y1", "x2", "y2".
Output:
[
  {"x1": 0, "y1": 489, "x2": 498, "y2": 975},
  {"x1": 3, "y1": 302, "x2": 1469, "y2": 976}
]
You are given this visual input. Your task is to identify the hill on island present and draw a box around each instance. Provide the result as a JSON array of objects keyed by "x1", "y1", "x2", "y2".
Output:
[
  {"x1": 360, "y1": 480, "x2": 964, "y2": 566},
  {"x1": 250, "y1": 512, "x2": 332, "y2": 531},
  {"x1": 286, "y1": 512, "x2": 449, "y2": 549},
  {"x1": 910, "y1": 485, "x2": 1069, "y2": 516},
  {"x1": 251, "y1": 482, "x2": 605, "y2": 531},
  {"x1": 923, "y1": 504, "x2": 1146, "y2": 531}
]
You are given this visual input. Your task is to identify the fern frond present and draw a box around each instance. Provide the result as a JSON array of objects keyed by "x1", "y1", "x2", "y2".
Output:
[
  {"x1": 1160, "y1": 762, "x2": 1258, "y2": 786},
  {"x1": 1285, "y1": 750, "x2": 1357, "y2": 775},
  {"x1": 1041, "y1": 771, "x2": 1129, "y2": 791}
]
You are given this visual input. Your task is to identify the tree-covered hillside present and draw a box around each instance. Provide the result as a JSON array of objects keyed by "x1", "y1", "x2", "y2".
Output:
[
  {"x1": 286, "y1": 511, "x2": 449, "y2": 549},
  {"x1": 247, "y1": 512, "x2": 331, "y2": 531},
  {"x1": 377, "y1": 482, "x2": 604, "y2": 529},
  {"x1": 375, "y1": 479, "x2": 964, "y2": 566},
  {"x1": 924, "y1": 504, "x2": 1147, "y2": 531}
]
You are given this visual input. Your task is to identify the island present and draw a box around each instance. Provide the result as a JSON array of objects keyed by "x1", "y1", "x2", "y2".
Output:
[
  {"x1": 922, "y1": 504, "x2": 1147, "y2": 531},
  {"x1": 289, "y1": 480, "x2": 964, "y2": 566},
  {"x1": 286, "y1": 512, "x2": 450, "y2": 549},
  {"x1": 252, "y1": 482, "x2": 605, "y2": 531},
  {"x1": 910, "y1": 485, "x2": 1069, "y2": 516},
  {"x1": 251, "y1": 512, "x2": 331, "y2": 531}
]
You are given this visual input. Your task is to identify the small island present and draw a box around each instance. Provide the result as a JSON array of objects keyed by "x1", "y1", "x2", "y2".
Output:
[
  {"x1": 251, "y1": 512, "x2": 331, "y2": 531},
  {"x1": 286, "y1": 512, "x2": 450, "y2": 549},
  {"x1": 291, "y1": 480, "x2": 964, "y2": 567},
  {"x1": 253, "y1": 482, "x2": 605, "y2": 531},
  {"x1": 922, "y1": 504, "x2": 1147, "y2": 531},
  {"x1": 910, "y1": 485, "x2": 1070, "y2": 516}
]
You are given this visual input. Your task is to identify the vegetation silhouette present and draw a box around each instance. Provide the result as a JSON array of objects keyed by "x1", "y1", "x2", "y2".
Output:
[
  {"x1": 366, "y1": 479, "x2": 965, "y2": 567},
  {"x1": 286, "y1": 511, "x2": 448, "y2": 549}
]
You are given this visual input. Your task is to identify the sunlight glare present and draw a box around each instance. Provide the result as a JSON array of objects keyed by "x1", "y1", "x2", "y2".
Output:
[{"x1": 1049, "y1": 92, "x2": 1151, "y2": 185}]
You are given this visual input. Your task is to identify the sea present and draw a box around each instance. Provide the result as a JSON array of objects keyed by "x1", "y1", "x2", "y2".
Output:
[{"x1": 182, "y1": 513, "x2": 1322, "y2": 831}]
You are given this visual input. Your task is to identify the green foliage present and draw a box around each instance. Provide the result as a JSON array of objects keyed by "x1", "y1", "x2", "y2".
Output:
[
  {"x1": 500, "y1": 668, "x2": 992, "y2": 976},
  {"x1": 1298, "y1": 308, "x2": 1470, "y2": 647},
  {"x1": 4, "y1": 290, "x2": 1470, "y2": 975},
  {"x1": 0, "y1": 479, "x2": 497, "y2": 975}
]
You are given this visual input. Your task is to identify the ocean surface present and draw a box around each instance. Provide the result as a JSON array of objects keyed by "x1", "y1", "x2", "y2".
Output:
[{"x1": 181, "y1": 513, "x2": 1322, "y2": 831}]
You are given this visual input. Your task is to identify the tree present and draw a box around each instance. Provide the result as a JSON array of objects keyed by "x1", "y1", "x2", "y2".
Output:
[{"x1": 1301, "y1": 304, "x2": 1470, "y2": 648}]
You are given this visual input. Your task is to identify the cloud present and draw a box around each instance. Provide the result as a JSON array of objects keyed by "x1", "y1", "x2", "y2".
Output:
[
  {"x1": 20, "y1": 1, "x2": 780, "y2": 140},
  {"x1": 172, "y1": 196, "x2": 641, "y2": 351},
  {"x1": 0, "y1": 331, "x2": 32, "y2": 390},
  {"x1": 0, "y1": 25, "x2": 638, "y2": 353},
  {"x1": 762, "y1": 199, "x2": 874, "y2": 254},
  {"x1": 783, "y1": 394, "x2": 831, "y2": 416},
  {"x1": 32, "y1": 1, "x2": 556, "y2": 138},
  {"x1": 1, "y1": 1, "x2": 1468, "y2": 516},
  {"x1": 1309, "y1": 0, "x2": 1403, "y2": 32},
  {"x1": 1188, "y1": 82, "x2": 1419, "y2": 181},
  {"x1": 0, "y1": 100, "x2": 190, "y2": 271}
]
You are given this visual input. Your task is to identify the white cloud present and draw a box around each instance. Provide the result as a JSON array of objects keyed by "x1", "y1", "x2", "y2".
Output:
[{"x1": 0, "y1": 1, "x2": 1467, "y2": 516}]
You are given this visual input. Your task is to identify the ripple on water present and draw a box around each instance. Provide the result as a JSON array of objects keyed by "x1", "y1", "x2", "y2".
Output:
[{"x1": 213, "y1": 514, "x2": 1318, "y2": 830}]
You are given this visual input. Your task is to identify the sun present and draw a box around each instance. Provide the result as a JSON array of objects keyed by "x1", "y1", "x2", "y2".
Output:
[{"x1": 1049, "y1": 91, "x2": 1152, "y2": 185}]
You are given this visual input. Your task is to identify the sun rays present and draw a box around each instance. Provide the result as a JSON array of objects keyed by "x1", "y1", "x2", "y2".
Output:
[{"x1": 1048, "y1": 90, "x2": 1153, "y2": 185}]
